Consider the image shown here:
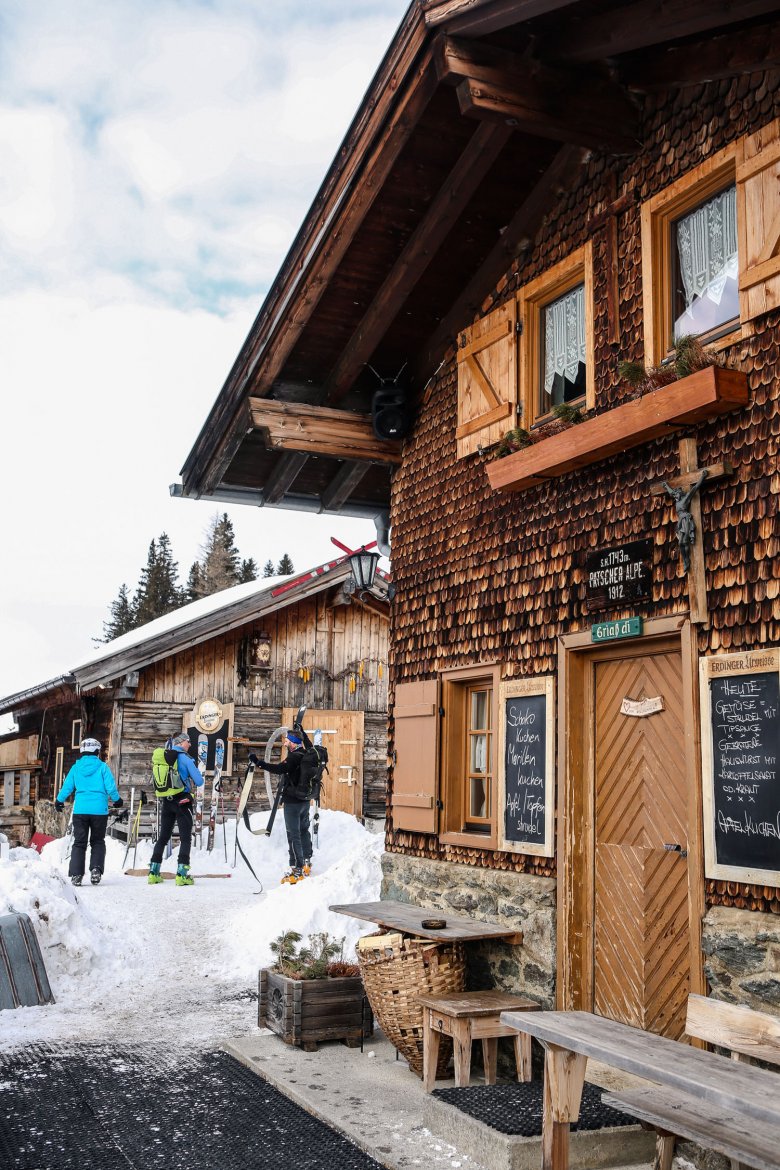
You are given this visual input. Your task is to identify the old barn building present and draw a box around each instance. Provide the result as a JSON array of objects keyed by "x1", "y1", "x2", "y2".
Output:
[
  {"x1": 175, "y1": 0, "x2": 780, "y2": 1036},
  {"x1": 0, "y1": 558, "x2": 390, "y2": 844}
]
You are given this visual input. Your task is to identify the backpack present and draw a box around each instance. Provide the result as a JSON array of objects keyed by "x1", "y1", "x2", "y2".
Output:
[
  {"x1": 286, "y1": 745, "x2": 329, "y2": 802},
  {"x1": 151, "y1": 748, "x2": 185, "y2": 798}
]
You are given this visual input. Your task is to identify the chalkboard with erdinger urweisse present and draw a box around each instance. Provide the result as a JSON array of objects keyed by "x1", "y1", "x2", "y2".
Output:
[
  {"x1": 498, "y1": 677, "x2": 555, "y2": 857},
  {"x1": 700, "y1": 649, "x2": 780, "y2": 885}
]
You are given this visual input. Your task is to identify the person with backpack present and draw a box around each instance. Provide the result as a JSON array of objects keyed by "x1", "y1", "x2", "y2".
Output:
[
  {"x1": 54, "y1": 737, "x2": 122, "y2": 886},
  {"x1": 251, "y1": 723, "x2": 327, "y2": 885},
  {"x1": 147, "y1": 732, "x2": 203, "y2": 887}
]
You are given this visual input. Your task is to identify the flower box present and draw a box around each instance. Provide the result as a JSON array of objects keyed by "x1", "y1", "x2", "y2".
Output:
[
  {"x1": 258, "y1": 968, "x2": 373, "y2": 1051},
  {"x1": 486, "y1": 366, "x2": 748, "y2": 494}
]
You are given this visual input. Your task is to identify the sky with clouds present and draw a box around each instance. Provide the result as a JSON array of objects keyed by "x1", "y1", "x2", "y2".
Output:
[{"x1": 0, "y1": 0, "x2": 408, "y2": 718}]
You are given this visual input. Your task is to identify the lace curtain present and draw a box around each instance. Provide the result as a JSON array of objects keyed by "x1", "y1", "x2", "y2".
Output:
[
  {"x1": 676, "y1": 185, "x2": 738, "y2": 309},
  {"x1": 543, "y1": 283, "x2": 585, "y2": 397}
]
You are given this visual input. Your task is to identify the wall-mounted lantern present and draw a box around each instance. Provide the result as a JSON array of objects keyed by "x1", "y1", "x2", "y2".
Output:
[{"x1": 344, "y1": 548, "x2": 380, "y2": 598}]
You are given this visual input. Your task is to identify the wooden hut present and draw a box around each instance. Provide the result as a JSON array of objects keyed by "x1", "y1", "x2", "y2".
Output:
[
  {"x1": 175, "y1": 2, "x2": 780, "y2": 1033},
  {"x1": 0, "y1": 560, "x2": 390, "y2": 843}
]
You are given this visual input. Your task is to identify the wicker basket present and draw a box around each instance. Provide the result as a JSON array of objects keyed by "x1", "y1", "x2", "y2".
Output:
[{"x1": 357, "y1": 934, "x2": 466, "y2": 1078}]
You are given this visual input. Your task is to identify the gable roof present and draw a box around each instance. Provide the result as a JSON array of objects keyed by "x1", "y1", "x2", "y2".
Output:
[{"x1": 0, "y1": 559, "x2": 390, "y2": 713}]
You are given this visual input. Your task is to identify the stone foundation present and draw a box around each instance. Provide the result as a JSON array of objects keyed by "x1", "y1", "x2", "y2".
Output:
[
  {"x1": 34, "y1": 799, "x2": 69, "y2": 840},
  {"x1": 380, "y1": 853, "x2": 556, "y2": 1006},
  {"x1": 702, "y1": 905, "x2": 780, "y2": 1010}
]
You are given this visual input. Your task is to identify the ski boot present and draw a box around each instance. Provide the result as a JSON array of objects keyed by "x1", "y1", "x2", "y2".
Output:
[
  {"x1": 175, "y1": 863, "x2": 194, "y2": 887},
  {"x1": 90, "y1": 869, "x2": 102, "y2": 885},
  {"x1": 70, "y1": 874, "x2": 82, "y2": 887},
  {"x1": 302, "y1": 859, "x2": 312, "y2": 876},
  {"x1": 281, "y1": 868, "x2": 304, "y2": 885},
  {"x1": 148, "y1": 862, "x2": 164, "y2": 885}
]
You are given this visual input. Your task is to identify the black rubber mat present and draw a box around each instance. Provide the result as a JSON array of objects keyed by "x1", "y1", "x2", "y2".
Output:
[
  {"x1": 432, "y1": 1080, "x2": 636, "y2": 1136},
  {"x1": 0, "y1": 1046, "x2": 381, "y2": 1169}
]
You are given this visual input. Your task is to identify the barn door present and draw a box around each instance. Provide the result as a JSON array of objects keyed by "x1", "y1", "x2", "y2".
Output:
[
  {"x1": 592, "y1": 648, "x2": 690, "y2": 1039},
  {"x1": 282, "y1": 707, "x2": 364, "y2": 817}
]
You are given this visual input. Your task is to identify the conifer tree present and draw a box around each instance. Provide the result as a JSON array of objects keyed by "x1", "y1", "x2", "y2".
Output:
[
  {"x1": 133, "y1": 534, "x2": 183, "y2": 625},
  {"x1": 102, "y1": 584, "x2": 135, "y2": 642},
  {"x1": 262, "y1": 559, "x2": 276, "y2": 577},
  {"x1": 185, "y1": 561, "x2": 203, "y2": 602},
  {"x1": 238, "y1": 557, "x2": 258, "y2": 583},
  {"x1": 277, "y1": 553, "x2": 294, "y2": 575}
]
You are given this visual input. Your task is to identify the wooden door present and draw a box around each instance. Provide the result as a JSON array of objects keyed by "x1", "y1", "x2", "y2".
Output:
[
  {"x1": 282, "y1": 708, "x2": 364, "y2": 817},
  {"x1": 592, "y1": 649, "x2": 690, "y2": 1039}
]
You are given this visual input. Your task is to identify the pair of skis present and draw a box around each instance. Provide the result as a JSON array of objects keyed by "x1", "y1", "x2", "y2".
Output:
[{"x1": 193, "y1": 735, "x2": 225, "y2": 856}]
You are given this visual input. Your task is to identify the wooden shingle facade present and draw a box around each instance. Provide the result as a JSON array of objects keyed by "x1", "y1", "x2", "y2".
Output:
[{"x1": 180, "y1": 1, "x2": 780, "y2": 1031}]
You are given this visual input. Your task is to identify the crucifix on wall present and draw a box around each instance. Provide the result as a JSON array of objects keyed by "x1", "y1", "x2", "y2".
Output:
[{"x1": 651, "y1": 436, "x2": 732, "y2": 627}]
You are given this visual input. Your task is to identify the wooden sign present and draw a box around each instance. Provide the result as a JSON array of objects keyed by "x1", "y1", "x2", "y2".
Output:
[
  {"x1": 700, "y1": 649, "x2": 780, "y2": 886},
  {"x1": 620, "y1": 695, "x2": 664, "y2": 717},
  {"x1": 185, "y1": 700, "x2": 234, "y2": 776},
  {"x1": 591, "y1": 616, "x2": 643, "y2": 642},
  {"x1": 498, "y1": 677, "x2": 554, "y2": 857},
  {"x1": 585, "y1": 540, "x2": 653, "y2": 612}
]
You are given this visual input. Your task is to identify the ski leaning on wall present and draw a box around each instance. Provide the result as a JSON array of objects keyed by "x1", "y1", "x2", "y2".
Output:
[
  {"x1": 206, "y1": 738, "x2": 224, "y2": 853},
  {"x1": 193, "y1": 733, "x2": 208, "y2": 849}
]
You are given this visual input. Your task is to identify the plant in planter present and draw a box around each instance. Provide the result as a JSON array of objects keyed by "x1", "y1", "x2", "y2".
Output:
[
  {"x1": 496, "y1": 426, "x2": 532, "y2": 457},
  {"x1": 618, "y1": 334, "x2": 732, "y2": 398},
  {"x1": 258, "y1": 931, "x2": 372, "y2": 1050},
  {"x1": 529, "y1": 400, "x2": 586, "y2": 442}
]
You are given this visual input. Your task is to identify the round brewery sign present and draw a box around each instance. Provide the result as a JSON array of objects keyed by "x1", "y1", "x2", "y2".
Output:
[{"x1": 195, "y1": 697, "x2": 224, "y2": 734}]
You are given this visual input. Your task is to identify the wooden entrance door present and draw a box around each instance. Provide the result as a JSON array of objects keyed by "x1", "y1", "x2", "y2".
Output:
[
  {"x1": 592, "y1": 647, "x2": 690, "y2": 1038},
  {"x1": 282, "y1": 708, "x2": 364, "y2": 817}
]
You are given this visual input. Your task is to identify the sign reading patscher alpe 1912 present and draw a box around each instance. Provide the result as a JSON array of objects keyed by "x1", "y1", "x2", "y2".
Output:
[{"x1": 585, "y1": 540, "x2": 653, "y2": 612}]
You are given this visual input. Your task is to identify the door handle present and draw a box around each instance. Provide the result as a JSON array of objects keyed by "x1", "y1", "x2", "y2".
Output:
[{"x1": 663, "y1": 843, "x2": 688, "y2": 858}]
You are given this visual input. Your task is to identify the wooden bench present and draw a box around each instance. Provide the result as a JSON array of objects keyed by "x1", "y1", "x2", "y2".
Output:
[
  {"x1": 417, "y1": 990, "x2": 540, "y2": 1092},
  {"x1": 602, "y1": 994, "x2": 780, "y2": 1170}
]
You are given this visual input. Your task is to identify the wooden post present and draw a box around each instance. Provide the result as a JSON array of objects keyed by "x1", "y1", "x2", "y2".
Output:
[
  {"x1": 651, "y1": 439, "x2": 733, "y2": 627},
  {"x1": 541, "y1": 1044, "x2": 587, "y2": 1170}
]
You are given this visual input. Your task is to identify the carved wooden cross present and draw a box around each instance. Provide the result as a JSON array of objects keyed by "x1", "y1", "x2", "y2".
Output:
[{"x1": 651, "y1": 436, "x2": 732, "y2": 627}]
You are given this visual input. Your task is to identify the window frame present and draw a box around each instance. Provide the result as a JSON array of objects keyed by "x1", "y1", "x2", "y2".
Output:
[
  {"x1": 439, "y1": 662, "x2": 501, "y2": 849},
  {"x1": 517, "y1": 242, "x2": 595, "y2": 428},
  {"x1": 641, "y1": 142, "x2": 740, "y2": 370},
  {"x1": 54, "y1": 747, "x2": 65, "y2": 789},
  {"x1": 71, "y1": 719, "x2": 81, "y2": 750}
]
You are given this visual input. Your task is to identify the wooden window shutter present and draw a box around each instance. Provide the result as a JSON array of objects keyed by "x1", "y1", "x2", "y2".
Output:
[
  {"x1": 737, "y1": 117, "x2": 780, "y2": 330},
  {"x1": 456, "y1": 300, "x2": 518, "y2": 459},
  {"x1": 391, "y1": 679, "x2": 439, "y2": 834}
]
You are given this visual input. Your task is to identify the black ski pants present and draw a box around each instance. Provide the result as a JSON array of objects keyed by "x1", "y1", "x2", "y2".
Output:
[
  {"x1": 151, "y1": 796, "x2": 193, "y2": 867},
  {"x1": 283, "y1": 801, "x2": 312, "y2": 869},
  {"x1": 70, "y1": 814, "x2": 108, "y2": 878}
]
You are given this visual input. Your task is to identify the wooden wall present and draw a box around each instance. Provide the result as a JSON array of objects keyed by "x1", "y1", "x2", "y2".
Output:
[
  {"x1": 134, "y1": 591, "x2": 388, "y2": 714},
  {"x1": 386, "y1": 70, "x2": 780, "y2": 909}
]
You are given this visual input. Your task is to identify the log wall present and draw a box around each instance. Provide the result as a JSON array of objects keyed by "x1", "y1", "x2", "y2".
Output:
[{"x1": 387, "y1": 70, "x2": 780, "y2": 910}]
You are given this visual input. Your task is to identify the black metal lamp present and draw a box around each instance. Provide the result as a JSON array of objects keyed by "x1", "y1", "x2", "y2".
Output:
[{"x1": 344, "y1": 547, "x2": 380, "y2": 596}]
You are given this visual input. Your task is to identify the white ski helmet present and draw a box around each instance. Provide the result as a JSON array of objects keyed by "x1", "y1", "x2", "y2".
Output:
[{"x1": 80, "y1": 737, "x2": 101, "y2": 753}]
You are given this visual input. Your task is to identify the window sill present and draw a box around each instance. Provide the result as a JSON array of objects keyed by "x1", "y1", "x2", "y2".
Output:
[
  {"x1": 486, "y1": 365, "x2": 748, "y2": 494},
  {"x1": 440, "y1": 828, "x2": 498, "y2": 850}
]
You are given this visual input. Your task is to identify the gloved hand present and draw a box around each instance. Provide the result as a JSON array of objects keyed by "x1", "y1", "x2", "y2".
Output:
[
  {"x1": 292, "y1": 723, "x2": 303, "y2": 737},
  {"x1": 54, "y1": 801, "x2": 64, "y2": 812},
  {"x1": 249, "y1": 753, "x2": 260, "y2": 766},
  {"x1": 113, "y1": 798, "x2": 123, "y2": 808}
]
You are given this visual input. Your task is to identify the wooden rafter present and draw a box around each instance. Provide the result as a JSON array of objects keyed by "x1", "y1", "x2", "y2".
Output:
[
  {"x1": 321, "y1": 462, "x2": 371, "y2": 511},
  {"x1": 249, "y1": 399, "x2": 402, "y2": 464},
  {"x1": 414, "y1": 143, "x2": 587, "y2": 385},
  {"x1": 325, "y1": 121, "x2": 512, "y2": 403},
  {"x1": 263, "y1": 451, "x2": 309, "y2": 504},
  {"x1": 437, "y1": 37, "x2": 638, "y2": 153},
  {"x1": 619, "y1": 22, "x2": 780, "y2": 91},
  {"x1": 200, "y1": 403, "x2": 253, "y2": 496},
  {"x1": 423, "y1": 0, "x2": 577, "y2": 36},
  {"x1": 546, "y1": 0, "x2": 780, "y2": 63}
]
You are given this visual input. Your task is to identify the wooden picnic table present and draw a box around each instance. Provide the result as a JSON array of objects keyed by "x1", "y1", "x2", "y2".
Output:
[
  {"x1": 330, "y1": 900, "x2": 523, "y2": 944},
  {"x1": 500, "y1": 1009, "x2": 780, "y2": 1170}
]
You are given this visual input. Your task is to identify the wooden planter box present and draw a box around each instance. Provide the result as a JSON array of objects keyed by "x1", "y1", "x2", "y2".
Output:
[
  {"x1": 486, "y1": 366, "x2": 749, "y2": 494},
  {"x1": 258, "y1": 968, "x2": 373, "y2": 1051}
]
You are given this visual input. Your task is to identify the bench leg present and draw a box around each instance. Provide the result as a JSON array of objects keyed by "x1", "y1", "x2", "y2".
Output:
[
  {"x1": 654, "y1": 1132, "x2": 675, "y2": 1170},
  {"x1": 482, "y1": 1038, "x2": 498, "y2": 1085},
  {"x1": 423, "y1": 1019, "x2": 442, "y2": 1092},
  {"x1": 452, "y1": 1019, "x2": 472, "y2": 1087},
  {"x1": 513, "y1": 1031, "x2": 533, "y2": 1081},
  {"x1": 541, "y1": 1044, "x2": 587, "y2": 1170}
]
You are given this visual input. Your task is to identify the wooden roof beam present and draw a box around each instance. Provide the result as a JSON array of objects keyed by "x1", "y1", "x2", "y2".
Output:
[
  {"x1": 199, "y1": 402, "x2": 253, "y2": 497},
  {"x1": 438, "y1": 36, "x2": 638, "y2": 153},
  {"x1": 546, "y1": 0, "x2": 780, "y2": 64},
  {"x1": 263, "y1": 451, "x2": 309, "y2": 504},
  {"x1": 619, "y1": 22, "x2": 780, "y2": 91},
  {"x1": 423, "y1": 0, "x2": 578, "y2": 36},
  {"x1": 415, "y1": 143, "x2": 587, "y2": 385},
  {"x1": 325, "y1": 120, "x2": 512, "y2": 403},
  {"x1": 321, "y1": 462, "x2": 371, "y2": 512},
  {"x1": 249, "y1": 398, "x2": 402, "y2": 464}
]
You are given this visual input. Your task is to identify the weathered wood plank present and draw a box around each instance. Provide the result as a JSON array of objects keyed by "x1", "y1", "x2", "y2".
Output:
[{"x1": 331, "y1": 900, "x2": 523, "y2": 943}]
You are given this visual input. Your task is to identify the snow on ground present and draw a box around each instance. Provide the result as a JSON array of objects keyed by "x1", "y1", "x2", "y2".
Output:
[{"x1": 0, "y1": 809, "x2": 382, "y2": 1052}]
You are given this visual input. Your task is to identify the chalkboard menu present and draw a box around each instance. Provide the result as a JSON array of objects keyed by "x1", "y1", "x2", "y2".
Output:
[
  {"x1": 498, "y1": 677, "x2": 554, "y2": 857},
  {"x1": 700, "y1": 649, "x2": 780, "y2": 885}
]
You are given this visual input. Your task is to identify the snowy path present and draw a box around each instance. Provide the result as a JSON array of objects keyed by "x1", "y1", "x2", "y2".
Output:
[{"x1": 0, "y1": 809, "x2": 383, "y2": 1052}]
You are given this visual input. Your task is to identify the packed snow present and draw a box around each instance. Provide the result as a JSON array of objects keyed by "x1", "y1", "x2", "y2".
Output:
[{"x1": 0, "y1": 809, "x2": 383, "y2": 1052}]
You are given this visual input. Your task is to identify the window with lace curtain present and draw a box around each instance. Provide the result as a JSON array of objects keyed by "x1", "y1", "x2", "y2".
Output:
[
  {"x1": 439, "y1": 663, "x2": 501, "y2": 848},
  {"x1": 541, "y1": 282, "x2": 587, "y2": 410},
  {"x1": 672, "y1": 184, "x2": 739, "y2": 342}
]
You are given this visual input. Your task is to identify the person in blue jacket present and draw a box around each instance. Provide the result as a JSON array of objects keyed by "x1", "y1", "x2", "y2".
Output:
[
  {"x1": 148, "y1": 731, "x2": 203, "y2": 887},
  {"x1": 55, "y1": 737, "x2": 122, "y2": 887}
]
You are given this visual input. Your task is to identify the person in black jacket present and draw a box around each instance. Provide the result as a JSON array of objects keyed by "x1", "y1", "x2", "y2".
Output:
[{"x1": 252, "y1": 725, "x2": 313, "y2": 884}]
